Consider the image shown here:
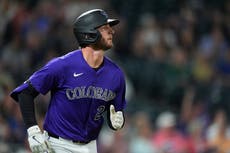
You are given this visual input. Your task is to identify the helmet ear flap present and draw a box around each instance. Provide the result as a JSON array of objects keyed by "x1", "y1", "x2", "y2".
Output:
[
  {"x1": 73, "y1": 29, "x2": 101, "y2": 46},
  {"x1": 84, "y1": 30, "x2": 101, "y2": 43}
]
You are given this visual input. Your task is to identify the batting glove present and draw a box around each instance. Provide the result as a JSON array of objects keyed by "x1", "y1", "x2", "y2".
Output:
[
  {"x1": 110, "y1": 105, "x2": 124, "y2": 130},
  {"x1": 27, "y1": 125, "x2": 55, "y2": 153}
]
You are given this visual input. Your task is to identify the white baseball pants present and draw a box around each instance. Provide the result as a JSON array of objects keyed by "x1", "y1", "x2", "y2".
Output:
[{"x1": 44, "y1": 132, "x2": 97, "y2": 153}]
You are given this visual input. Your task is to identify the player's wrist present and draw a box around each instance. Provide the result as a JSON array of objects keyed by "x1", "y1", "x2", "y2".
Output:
[{"x1": 27, "y1": 125, "x2": 41, "y2": 136}]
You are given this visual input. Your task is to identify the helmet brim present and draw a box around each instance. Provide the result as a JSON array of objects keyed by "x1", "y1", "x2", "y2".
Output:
[{"x1": 107, "y1": 19, "x2": 120, "y2": 26}]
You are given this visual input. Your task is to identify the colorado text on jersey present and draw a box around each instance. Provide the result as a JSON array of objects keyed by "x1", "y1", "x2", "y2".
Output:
[{"x1": 66, "y1": 86, "x2": 116, "y2": 101}]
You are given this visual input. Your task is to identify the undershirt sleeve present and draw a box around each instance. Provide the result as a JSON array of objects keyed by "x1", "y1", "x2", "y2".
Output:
[{"x1": 18, "y1": 82, "x2": 39, "y2": 129}]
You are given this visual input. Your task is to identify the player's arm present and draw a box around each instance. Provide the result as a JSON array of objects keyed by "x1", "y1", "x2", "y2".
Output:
[
  {"x1": 107, "y1": 105, "x2": 125, "y2": 130},
  {"x1": 18, "y1": 82, "x2": 39, "y2": 128},
  {"x1": 18, "y1": 82, "x2": 54, "y2": 153}
]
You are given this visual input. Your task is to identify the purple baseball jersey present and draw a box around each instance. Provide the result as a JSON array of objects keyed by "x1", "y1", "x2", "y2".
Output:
[{"x1": 11, "y1": 50, "x2": 126, "y2": 142}]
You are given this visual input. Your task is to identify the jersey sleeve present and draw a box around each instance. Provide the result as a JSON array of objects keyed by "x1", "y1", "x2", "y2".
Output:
[
  {"x1": 29, "y1": 59, "x2": 63, "y2": 95},
  {"x1": 10, "y1": 82, "x2": 29, "y2": 102},
  {"x1": 10, "y1": 57, "x2": 64, "y2": 102},
  {"x1": 111, "y1": 70, "x2": 127, "y2": 111}
]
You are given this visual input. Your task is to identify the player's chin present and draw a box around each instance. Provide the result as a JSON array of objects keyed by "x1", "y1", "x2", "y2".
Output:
[
  {"x1": 108, "y1": 43, "x2": 113, "y2": 49},
  {"x1": 109, "y1": 42, "x2": 113, "y2": 47},
  {"x1": 105, "y1": 40, "x2": 113, "y2": 47},
  {"x1": 108, "y1": 40, "x2": 113, "y2": 47},
  {"x1": 103, "y1": 43, "x2": 113, "y2": 51}
]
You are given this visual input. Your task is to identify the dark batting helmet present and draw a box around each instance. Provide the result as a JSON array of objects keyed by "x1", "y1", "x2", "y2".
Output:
[{"x1": 73, "y1": 9, "x2": 119, "y2": 47}]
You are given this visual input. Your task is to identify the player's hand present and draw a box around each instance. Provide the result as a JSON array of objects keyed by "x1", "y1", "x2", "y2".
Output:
[
  {"x1": 110, "y1": 105, "x2": 124, "y2": 130},
  {"x1": 27, "y1": 125, "x2": 55, "y2": 153}
]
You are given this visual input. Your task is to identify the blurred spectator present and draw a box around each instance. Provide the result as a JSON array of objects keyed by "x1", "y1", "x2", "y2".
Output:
[
  {"x1": 1, "y1": 34, "x2": 30, "y2": 83},
  {"x1": 187, "y1": 120, "x2": 209, "y2": 153},
  {"x1": 198, "y1": 26, "x2": 228, "y2": 61},
  {"x1": 129, "y1": 112, "x2": 156, "y2": 153},
  {"x1": 180, "y1": 87, "x2": 210, "y2": 153},
  {"x1": 163, "y1": 47, "x2": 191, "y2": 110},
  {"x1": 98, "y1": 126, "x2": 129, "y2": 153},
  {"x1": 206, "y1": 109, "x2": 230, "y2": 153},
  {"x1": 152, "y1": 111, "x2": 190, "y2": 153}
]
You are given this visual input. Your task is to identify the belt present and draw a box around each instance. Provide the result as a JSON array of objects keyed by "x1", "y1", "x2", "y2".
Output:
[{"x1": 47, "y1": 132, "x2": 90, "y2": 144}]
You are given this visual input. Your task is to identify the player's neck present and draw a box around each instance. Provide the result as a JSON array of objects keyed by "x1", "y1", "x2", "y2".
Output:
[{"x1": 81, "y1": 47, "x2": 104, "y2": 68}]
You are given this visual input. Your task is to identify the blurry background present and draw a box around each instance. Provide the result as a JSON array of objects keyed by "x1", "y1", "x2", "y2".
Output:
[{"x1": 1, "y1": 0, "x2": 230, "y2": 152}]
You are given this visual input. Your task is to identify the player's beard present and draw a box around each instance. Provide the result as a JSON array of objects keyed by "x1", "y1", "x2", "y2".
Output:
[{"x1": 92, "y1": 37, "x2": 113, "y2": 51}]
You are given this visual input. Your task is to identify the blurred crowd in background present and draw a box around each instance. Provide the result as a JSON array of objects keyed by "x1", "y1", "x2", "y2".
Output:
[{"x1": 1, "y1": 0, "x2": 230, "y2": 152}]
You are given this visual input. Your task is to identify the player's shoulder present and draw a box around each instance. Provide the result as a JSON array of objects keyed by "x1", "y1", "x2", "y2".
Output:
[
  {"x1": 104, "y1": 56, "x2": 124, "y2": 74},
  {"x1": 44, "y1": 50, "x2": 81, "y2": 70},
  {"x1": 49, "y1": 50, "x2": 81, "y2": 64},
  {"x1": 59, "y1": 49, "x2": 81, "y2": 60}
]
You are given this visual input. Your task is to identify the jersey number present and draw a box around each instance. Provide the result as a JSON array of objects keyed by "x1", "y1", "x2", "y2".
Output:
[{"x1": 94, "y1": 105, "x2": 105, "y2": 120}]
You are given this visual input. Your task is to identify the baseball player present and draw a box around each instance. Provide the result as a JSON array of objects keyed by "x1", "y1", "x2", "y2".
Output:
[{"x1": 10, "y1": 9, "x2": 126, "y2": 153}]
